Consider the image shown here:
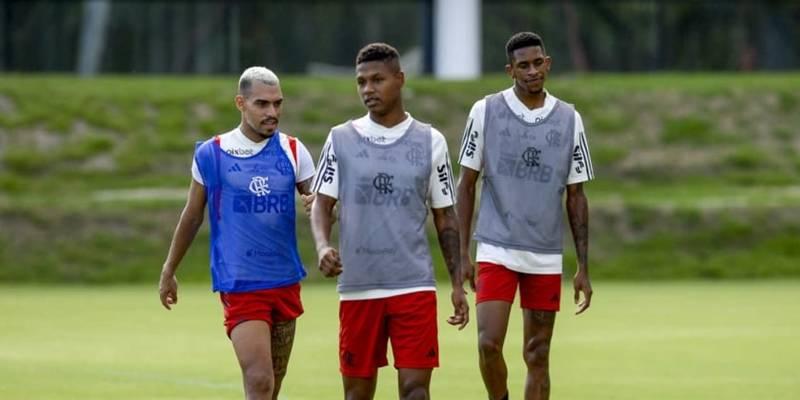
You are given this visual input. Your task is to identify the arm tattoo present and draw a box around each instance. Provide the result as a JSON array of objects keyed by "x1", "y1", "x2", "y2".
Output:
[
  {"x1": 270, "y1": 320, "x2": 297, "y2": 380},
  {"x1": 567, "y1": 188, "x2": 589, "y2": 269},
  {"x1": 439, "y1": 227, "x2": 460, "y2": 278},
  {"x1": 434, "y1": 207, "x2": 461, "y2": 280}
]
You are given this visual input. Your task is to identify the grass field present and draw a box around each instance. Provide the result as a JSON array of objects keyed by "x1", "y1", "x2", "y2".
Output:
[{"x1": 1, "y1": 281, "x2": 798, "y2": 399}]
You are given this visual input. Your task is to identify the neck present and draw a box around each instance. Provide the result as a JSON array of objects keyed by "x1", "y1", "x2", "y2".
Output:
[
  {"x1": 513, "y1": 85, "x2": 546, "y2": 110},
  {"x1": 369, "y1": 104, "x2": 407, "y2": 128},
  {"x1": 239, "y1": 123, "x2": 273, "y2": 143}
]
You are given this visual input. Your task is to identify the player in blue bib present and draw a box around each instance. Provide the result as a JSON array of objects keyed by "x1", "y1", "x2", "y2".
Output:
[{"x1": 159, "y1": 66, "x2": 316, "y2": 400}]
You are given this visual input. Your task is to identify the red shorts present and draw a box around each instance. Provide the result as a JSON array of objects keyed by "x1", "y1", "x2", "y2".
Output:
[
  {"x1": 476, "y1": 262, "x2": 561, "y2": 311},
  {"x1": 219, "y1": 283, "x2": 303, "y2": 338},
  {"x1": 339, "y1": 291, "x2": 438, "y2": 378}
]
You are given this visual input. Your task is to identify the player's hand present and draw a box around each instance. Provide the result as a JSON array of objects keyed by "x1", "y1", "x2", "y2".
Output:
[
  {"x1": 461, "y1": 257, "x2": 476, "y2": 292},
  {"x1": 573, "y1": 269, "x2": 593, "y2": 315},
  {"x1": 317, "y1": 246, "x2": 342, "y2": 277},
  {"x1": 301, "y1": 193, "x2": 315, "y2": 216},
  {"x1": 159, "y1": 271, "x2": 179, "y2": 310},
  {"x1": 447, "y1": 288, "x2": 469, "y2": 330}
]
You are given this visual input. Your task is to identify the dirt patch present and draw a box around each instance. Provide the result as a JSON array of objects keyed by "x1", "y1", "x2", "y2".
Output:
[
  {"x1": 618, "y1": 147, "x2": 724, "y2": 172},
  {"x1": 0, "y1": 94, "x2": 16, "y2": 115},
  {"x1": 192, "y1": 103, "x2": 214, "y2": 120},
  {"x1": 27, "y1": 125, "x2": 66, "y2": 151},
  {"x1": 71, "y1": 120, "x2": 92, "y2": 137},
  {"x1": 81, "y1": 153, "x2": 116, "y2": 172}
]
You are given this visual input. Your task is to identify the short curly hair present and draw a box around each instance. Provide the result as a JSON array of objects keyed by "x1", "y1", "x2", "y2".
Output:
[
  {"x1": 356, "y1": 42, "x2": 400, "y2": 66},
  {"x1": 506, "y1": 32, "x2": 546, "y2": 62}
]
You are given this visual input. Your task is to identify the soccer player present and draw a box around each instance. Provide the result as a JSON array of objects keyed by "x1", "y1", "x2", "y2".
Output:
[
  {"x1": 310, "y1": 43, "x2": 469, "y2": 400},
  {"x1": 158, "y1": 67, "x2": 316, "y2": 400},
  {"x1": 456, "y1": 32, "x2": 594, "y2": 400}
]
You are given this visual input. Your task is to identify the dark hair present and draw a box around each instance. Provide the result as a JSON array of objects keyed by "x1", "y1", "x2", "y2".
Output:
[
  {"x1": 356, "y1": 42, "x2": 400, "y2": 66},
  {"x1": 506, "y1": 32, "x2": 545, "y2": 62}
]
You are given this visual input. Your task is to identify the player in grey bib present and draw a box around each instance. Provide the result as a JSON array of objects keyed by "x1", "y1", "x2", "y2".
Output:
[
  {"x1": 311, "y1": 42, "x2": 468, "y2": 400},
  {"x1": 474, "y1": 93, "x2": 575, "y2": 254},
  {"x1": 331, "y1": 120, "x2": 435, "y2": 292},
  {"x1": 456, "y1": 32, "x2": 593, "y2": 400}
]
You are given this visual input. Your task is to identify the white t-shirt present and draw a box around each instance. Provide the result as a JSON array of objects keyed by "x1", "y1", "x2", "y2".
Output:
[
  {"x1": 191, "y1": 127, "x2": 316, "y2": 185},
  {"x1": 459, "y1": 88, "x2": 594, "y2": 275},
  {"x1": 313, "y1": 113, "x2": 455, "y2": 300}
]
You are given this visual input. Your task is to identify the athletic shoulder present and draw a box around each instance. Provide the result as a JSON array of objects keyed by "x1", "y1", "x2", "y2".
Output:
[
  {"x1": 470, "y1": 96, "x2": 489, "y2": 112},
  {"x1": 330, "y1": 120, "x2": 353, "y2": 134},
  {"x1": 428, "y1": 125, "x2": 447, "y2": 144},
  {"x1": 195, "y1": 135, "x2": 218, "y2": 153}
]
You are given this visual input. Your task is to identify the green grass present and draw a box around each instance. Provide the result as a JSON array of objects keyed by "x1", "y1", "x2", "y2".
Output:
[{"x1": 0, "y1": 282, "x2": 798, "y2": 399}]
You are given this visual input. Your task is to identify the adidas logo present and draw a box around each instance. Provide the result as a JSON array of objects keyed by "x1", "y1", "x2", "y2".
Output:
[
  {"x1": 228, "y1": 163, "x2": 242, "y2": 172},
  {"x1": 356, "y1": 149, "x2": 369, "y2": 158},
  {"x1": 342, "y1": 350, "x2": 355, "y2": 366},
  {"x1": 427, "y1": 348, "x2": 437, "y2": 358}
]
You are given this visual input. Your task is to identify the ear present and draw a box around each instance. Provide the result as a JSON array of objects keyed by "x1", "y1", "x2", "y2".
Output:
[
  {"x1": 545, "y1": 56, "x2": 552, "y2": 72},
  {"x1": 505, "y1": 63, "x2": 513, "y2": 79},
  {"x1": 397, "y1": 70, "x2": 405, "y2": 86},
  {"x1": 235, "y1": 95, "x2": 245, "y2": 112}
]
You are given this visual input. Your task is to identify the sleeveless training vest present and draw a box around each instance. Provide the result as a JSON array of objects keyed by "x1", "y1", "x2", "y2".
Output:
[
  {"x1": 332, "y1": 120, "x2": 435, "y2": 292},
  {"x1": 473, "y1": 93, "x2": 576, "y2": 253},
  {"x1": 195, "y1": 132, "x2": 306, "y2": 293}
]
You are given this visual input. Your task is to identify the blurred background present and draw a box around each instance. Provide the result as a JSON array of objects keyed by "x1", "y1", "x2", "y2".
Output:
[
  {"x1": 3, "y1": 0, "x2": 800, "y2": 75},
  {"x1": 0, "y1": 0, "x2": 800, "y2": 282},
  {"x1": 1, "y1": 0, "x2": 798, "y2": 283},
  {"x1": 1, "y1": 1, "x2": 799, "y2": 399}
]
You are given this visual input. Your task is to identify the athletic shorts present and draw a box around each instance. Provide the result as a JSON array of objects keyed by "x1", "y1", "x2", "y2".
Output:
[
  {"x1": 476, "y1": 262, "x2": 561, "y2": 311},
  {"x1": 338, "y1": 291, "x2": 438, "y2": 378},
  {"x1": 219, "y1": 283, "x2": 303, "y2": 338}
]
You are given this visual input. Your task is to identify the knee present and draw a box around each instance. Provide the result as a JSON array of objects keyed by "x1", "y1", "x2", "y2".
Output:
[
  {"x1": 478, "y1": 334, "x2": 503, "y2": 359},
  {"x1": 524, "y1": 339, "x2": 550, "y2": 371},
  {"x1": 243, "y1": 367, "x2": 274, "y2": 395},
  {"x1": 399, "y1": 383, "x2": 429, "y2": 400}
]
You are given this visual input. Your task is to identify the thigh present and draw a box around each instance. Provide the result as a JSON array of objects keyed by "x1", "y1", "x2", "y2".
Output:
[
  {"x1": 387, "y1": 291, "x2": 438, "y2": 370},
  {"x1": 220, "y1": 290, "x2": 275, "y2": 338},
  {"x1": 522, "y1": 309, "x2": 556, "y2": 346},
  {"x1": 519, "y1": 273, "x2": 561, "y2": 311},
  {"x1": 340, "y1": 299, "x2": 389, "y2": 378},
  {"x1": 270, "y1": 319, "x2": 296, "y2": 379},
  {"x1": 230, "y1": 320, "x2": 272, "y2": 373},
  {"x1": 343, "y1": 376, "x2": 378, "y2": 400},
  {"x1": 397, "y1": 367, "x2": 432, "y2": 398},
  {"x1": 476, "y1": 263, "x2": 516, "y2": 343},
  {"x1": 477, "y1": 300, "x2": 513, "y2": 345}
]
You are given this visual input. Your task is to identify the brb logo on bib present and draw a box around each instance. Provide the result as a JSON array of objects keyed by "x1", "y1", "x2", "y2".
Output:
[
  {"x1": 249, "y1": 176, "x2": 271, "y2": 196},
  {"x1": 373, "y1": 173, "x2": 394, "y2": 194},
  {"x1": 234, "y1": 176, "x2": 290, "y2": 214},
  {"x1": 355, "y1": 173, "x2": 414, "y2": 207},
  {"x1": 522, "y1": 147, "x2": 541, "y2": 167}
]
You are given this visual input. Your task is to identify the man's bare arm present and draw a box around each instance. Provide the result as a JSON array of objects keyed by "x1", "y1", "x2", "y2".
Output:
[
  {"x1": 566, "y1": 182, "x2": 592, "y2": 314},
  {"x1": 296, "y1": 177, "x2": 313, "y2": 196},
  {"x1": 432, "y1": 205, "x2": 469, "y2": 329},
  {"x1": 159, "y1": 179, "x2": 207, "y2": 309},
  {"x1": 297, "y1": 177, "x2": 315, "y2": 215},
  {"x1": 310, "y1": 193, "x2": 342, "y2": 277},
  {"x1": 455, "y1": 166, "x2": 480, "y2": 289}
]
